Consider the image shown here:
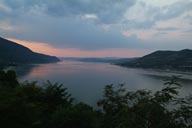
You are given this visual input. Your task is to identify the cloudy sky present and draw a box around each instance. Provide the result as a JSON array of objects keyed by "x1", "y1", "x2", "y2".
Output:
[{"x1": 0, "y1": 0, "x2": 192, "y2": 57}]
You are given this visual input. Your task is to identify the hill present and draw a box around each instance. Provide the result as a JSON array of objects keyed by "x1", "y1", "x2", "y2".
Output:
[
  {"x1": 118, "y1": 49, "x2": 192, "y2": 71},
  {"x1": 0, "y1": 37, "x2": 60, "y2": 66}
]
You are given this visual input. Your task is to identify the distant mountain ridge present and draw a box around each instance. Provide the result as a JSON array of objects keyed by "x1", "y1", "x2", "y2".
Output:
[
  {"x1": 0, "y1": 37, "x2": 60, "y2": 66},
  {"x1": 60, "y1": 57, "x2": 138, "y2": 63},
  {"x1": 118, "y1": 49, "x2": 192, "y2": 71}
]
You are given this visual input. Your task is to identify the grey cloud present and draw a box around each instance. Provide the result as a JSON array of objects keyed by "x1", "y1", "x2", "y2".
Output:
[
  {"x1": 155, "y1": 0, "x2": 192, "y2": 20},
  {"x1": 157, "y1": 27, "x2": 178, "y2": 31},
  {"x1": 0, "y1": 0, "x2": 192, "y2": 52},
  {"x1": 2, "y1": 0, "x2": 137, "y2": 24},
  {"x1": 45, "y1": 0, "x2": 137, "y2": 23},
  {"x1": 183, "y1": 29, "x2": 192, "y2": 33},
  {"x1": 123, "y1": 0, "x2": 192, "y2": 30},
  {"x1": 122, "y1": 20, "x2": 155, "y2": 30},
  {"x1": 0, "y1": 0, "x2": 143, "y2": 50},
  {"x1": 183, "y1": 14, "x2": 192, "y2": 25},
  {"x1": 1, "y1": 12, "x2": 143, "y2": 50}
]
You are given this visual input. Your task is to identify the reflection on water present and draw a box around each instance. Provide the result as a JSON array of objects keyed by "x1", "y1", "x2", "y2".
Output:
[
  {"x1": 17, "y1": 61, "x2": 192, "y2": 106},
  {"x1": 16, "y1": 64, "x2": 40, "y2": 78},
  {"x1": 142, "y1": 74, "x2": 192, "y2": 86}
]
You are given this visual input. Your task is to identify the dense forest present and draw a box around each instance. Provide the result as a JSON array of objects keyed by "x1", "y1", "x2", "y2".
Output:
[{"x1": 0, "y1": 70, "x2": 192, "y2": 128}]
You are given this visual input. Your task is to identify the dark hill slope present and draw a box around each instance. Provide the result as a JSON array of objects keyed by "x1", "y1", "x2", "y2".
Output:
[
  {"x1": 118, "y1": 49, "x2": 192, "y2": 71},
  {"x1": 0, "y1": 37, "x2": 60, "y2": 65}
]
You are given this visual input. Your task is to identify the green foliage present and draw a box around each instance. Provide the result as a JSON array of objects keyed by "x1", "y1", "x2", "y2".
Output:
[
  {"x1": 0, "y1": 71, "x2": 76, "y2": 128},
  {"x1": 97, "y1": 76, "x2": 192, "y2": 128},
  {"x1": 47, "y1": 102, "x2": 100, "y2": 128},
  {"x1": 42, "y1": 81, "x2": 74, "y2": 109},
  {"x1": 0, "y1": 72, "x2": 191, "y2": 128},
  {"x1": 0, "y1": 70, "x2": 19, "y2": 88}
]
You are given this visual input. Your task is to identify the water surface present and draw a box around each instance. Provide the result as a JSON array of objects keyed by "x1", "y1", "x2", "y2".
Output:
[{"x1": 16, "y1": 61, "x2": 192, "y2": 106}]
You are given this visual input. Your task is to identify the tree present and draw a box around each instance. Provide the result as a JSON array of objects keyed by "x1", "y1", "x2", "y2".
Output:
[
  {"x1": 97, "y1": 76, "x2": 192, "y2": 128},
  {"x1": 41, "y1": 81, "x2": 74, "y2": 111},
  {"x1": 0, "y1": 70, "x2": 19, "y2": 88},
  {"x1": 47, "y1": 102, "x2": 100, "y2": 128}
]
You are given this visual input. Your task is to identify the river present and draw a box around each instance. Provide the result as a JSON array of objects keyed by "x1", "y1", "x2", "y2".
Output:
[{"x1": 15, "y1": 61, "x2": 192, "y2": 106}]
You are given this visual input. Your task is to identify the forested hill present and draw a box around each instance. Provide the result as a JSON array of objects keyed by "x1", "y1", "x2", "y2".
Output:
[
  {"x1": 118, "y1": 49, "x2": 192, "y2": 71},
  {"x1": 0, "y1": 37, "x2": 60, "y2": 65}
]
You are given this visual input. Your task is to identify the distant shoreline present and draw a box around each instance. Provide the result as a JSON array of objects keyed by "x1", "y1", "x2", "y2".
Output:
[{"x1": 117, "y1": 64, "x2": 192, "y2": 73}]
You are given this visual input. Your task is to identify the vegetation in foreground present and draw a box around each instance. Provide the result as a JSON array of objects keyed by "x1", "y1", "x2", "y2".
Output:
[{"x1": 0, "y1": 70, "x2": 192, "y2": 128}]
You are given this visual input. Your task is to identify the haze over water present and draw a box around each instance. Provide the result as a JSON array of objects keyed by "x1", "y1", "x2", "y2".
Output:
[{"x1": 17, "y1": 61, "x2": 192, "y2": 106}]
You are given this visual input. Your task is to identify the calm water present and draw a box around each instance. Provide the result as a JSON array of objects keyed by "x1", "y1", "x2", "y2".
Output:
[{"x1": 16, "y1": 61, "x2": 192, "y2": 106}]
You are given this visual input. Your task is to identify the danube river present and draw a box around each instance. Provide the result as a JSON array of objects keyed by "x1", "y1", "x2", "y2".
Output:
[{"x1": 16, "y1": 61, "x2": 192, "y2": 106}]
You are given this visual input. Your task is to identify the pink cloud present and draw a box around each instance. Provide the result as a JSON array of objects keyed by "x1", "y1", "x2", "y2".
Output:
[{"x1": 7, "y1": 38, "x2": 148, "y2": 57}]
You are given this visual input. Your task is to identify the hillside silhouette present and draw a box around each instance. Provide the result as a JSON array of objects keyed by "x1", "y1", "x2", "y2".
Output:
[
  {"x1": 118, "y1": 49, "x2": 192, "y2": 71},
  {"x1": 0, "y1": 37, "x2": 59, "y2": 66}
]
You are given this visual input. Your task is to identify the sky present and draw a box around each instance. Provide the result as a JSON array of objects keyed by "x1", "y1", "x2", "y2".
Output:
[{"x1": 0, "y1": 0, "x2": 192, "y2": 57}]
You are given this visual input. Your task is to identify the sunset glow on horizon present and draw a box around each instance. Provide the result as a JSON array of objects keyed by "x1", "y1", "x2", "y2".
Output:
[{"x1": 7, "y1": 38, "x2": 149, "y2": 58}]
